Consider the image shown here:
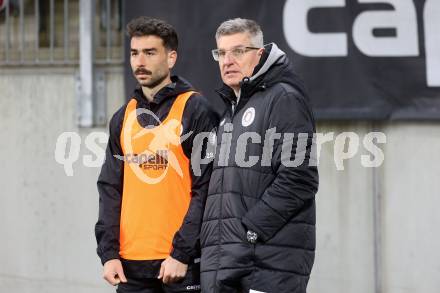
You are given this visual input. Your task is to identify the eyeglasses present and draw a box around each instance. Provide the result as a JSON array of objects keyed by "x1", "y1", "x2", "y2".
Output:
[{"x1": 211, "y1": 46, "x2": 260, "y2": 61}]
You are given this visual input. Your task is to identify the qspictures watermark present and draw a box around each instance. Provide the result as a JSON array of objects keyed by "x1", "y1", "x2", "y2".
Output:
[
  {"x1": 54, "y1": 129, "x2": 386, "y2": 177},
  {"x1": 55, "y1": 105, "x2": 386, "y2": 180}
]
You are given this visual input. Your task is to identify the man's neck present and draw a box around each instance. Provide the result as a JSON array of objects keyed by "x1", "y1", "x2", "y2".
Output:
[
  {"x1": 232, "y1": 87, "x2": 240, "y2": 99},
  {"x1": 141, "y1": 76, "x2": 173, "y2": 103}
]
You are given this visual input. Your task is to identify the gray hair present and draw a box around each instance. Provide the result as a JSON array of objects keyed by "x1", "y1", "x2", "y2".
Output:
[{"x1": 215, "y1": 18, "x2": 264, "y2": 48}]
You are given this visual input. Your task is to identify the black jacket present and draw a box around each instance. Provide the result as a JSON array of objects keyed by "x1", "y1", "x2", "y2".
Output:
[
  {"x1": 200, "y1": 44, "x2": 319, "y2": 293},
  {"x1": 95, "y1": 76, "x2": 219, "y2": 277}
]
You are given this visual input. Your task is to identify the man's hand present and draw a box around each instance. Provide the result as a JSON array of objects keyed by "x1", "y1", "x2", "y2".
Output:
[
  {"x1": 158, "y1": 256, "x2": 188, "y2": 284},
  {"x1": 103, "y1": 259, "x2": 127, "y2": 286}
]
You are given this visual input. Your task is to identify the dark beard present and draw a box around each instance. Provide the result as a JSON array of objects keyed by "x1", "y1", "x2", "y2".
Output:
[{"x1": 140, "y1": 72, "x2": 168, "y2": 89}]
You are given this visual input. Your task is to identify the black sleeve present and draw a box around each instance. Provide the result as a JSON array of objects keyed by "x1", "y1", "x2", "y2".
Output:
[
  {"x1": 170, "y1": 94, "x2": 219, "y2": 264},
  {"x1": 241, "y1": 88, "x2": 319, "y2": 242},
  {"x1": 94, "y1": 106, "x2": 125, "y2": 265}
]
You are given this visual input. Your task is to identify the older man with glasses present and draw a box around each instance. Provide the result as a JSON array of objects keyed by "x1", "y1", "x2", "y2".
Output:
[{"x1": 200, "y1": 18, "x2": 319, "y2": 293}]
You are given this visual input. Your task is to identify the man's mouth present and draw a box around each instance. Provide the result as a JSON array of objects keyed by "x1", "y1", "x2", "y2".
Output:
[
  {"x1": 136, "y1": 73, "x2": 150, "y2": 78},
  {"x1": 224, "y1": 70, "x2": 239, "y2": 77}
]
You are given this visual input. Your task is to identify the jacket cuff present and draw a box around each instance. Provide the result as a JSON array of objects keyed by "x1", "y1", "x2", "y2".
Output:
[
  {"x1": 170, "y1": 247, "x2": 191, "y2": 265},
  {"x1": 99, "y1": 250, "x2": 120, "y2": 266}
]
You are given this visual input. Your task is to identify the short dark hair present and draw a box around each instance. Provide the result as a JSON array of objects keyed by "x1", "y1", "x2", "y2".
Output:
[{"x1": 126, "y1": 17, "x2": 178, "y2": 51}]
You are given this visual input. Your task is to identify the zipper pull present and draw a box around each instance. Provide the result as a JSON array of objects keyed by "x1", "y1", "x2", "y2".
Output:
[{"x1": 231, "y1": 100, "x2": 236, "y2": 115}]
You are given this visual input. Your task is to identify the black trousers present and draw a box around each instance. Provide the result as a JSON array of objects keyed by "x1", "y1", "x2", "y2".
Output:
[{"x1": 117, "y1": 261, "x2": 200, "y2": 293}]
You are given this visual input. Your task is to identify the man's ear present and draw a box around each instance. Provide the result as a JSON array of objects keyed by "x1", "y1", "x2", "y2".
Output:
[
  {"x1": 257, "y1": 48, "x2": 265, "y2": 57},
  {"x1": 168, "y1": 50, "x2": 177, "y2": 69}
]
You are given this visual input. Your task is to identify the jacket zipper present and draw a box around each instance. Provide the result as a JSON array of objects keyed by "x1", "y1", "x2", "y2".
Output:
[{"x1": 231, "y1": 100, "x2": 237, "y2": 116}]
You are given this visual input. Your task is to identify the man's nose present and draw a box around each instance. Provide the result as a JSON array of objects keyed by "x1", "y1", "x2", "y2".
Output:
[
  {"x1": 222, "y1": 52, "x2": 235, "y2": 65},
  {"x1": 135, "y1": 53, "x2": 147, "y2": 67}
]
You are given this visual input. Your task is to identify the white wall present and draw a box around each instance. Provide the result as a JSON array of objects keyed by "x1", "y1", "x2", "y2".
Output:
[
  {"x1": 309, "y1": 122, "x2": 440, "y2": 293},
  {"x1": 0, "y1": 66, "x2": 123, "y2": 293},
  {"x1": 309, "y1": 122, "x2": 375, "y2": 293}
]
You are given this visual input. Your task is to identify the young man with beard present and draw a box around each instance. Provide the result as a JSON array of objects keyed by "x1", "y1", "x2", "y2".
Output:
[
  {"x1": 200, "y1": 18, "x2": 319, "y2": 293},
  {"x1": 95, "y1": 17, "x2": 217, "y2": 293}
]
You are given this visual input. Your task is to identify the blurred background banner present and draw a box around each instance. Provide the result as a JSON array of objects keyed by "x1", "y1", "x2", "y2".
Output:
[{"x1": 124, "y1": 0, "x2": 440, "y2": 120}]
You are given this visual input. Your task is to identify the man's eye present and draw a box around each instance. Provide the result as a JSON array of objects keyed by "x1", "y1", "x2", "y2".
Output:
[
  {"x1": 131, "y1": 52, "x2": 138, "y2": 56},
  {"x1": 218, "y1": 51, "x2": 226, "y2": 57},
  {"x1": 233, "y1": 49, "x2": 245, "y2": 55},
  {"x1": 147, "y1": 52, "x2": 155, "y2": 56}
]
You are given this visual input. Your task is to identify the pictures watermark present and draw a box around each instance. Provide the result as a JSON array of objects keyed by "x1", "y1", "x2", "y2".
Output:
[
  {"x1": 54, "y1": 129, "x2": 386, "y2": 177},
  {"x1": 54, "y1": 107, "x2": 386, "y2": 180}
]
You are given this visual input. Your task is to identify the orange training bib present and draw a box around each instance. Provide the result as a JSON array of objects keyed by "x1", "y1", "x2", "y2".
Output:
[{"x1": 119, "y1": 91, "x2": 194, "y2": 260}]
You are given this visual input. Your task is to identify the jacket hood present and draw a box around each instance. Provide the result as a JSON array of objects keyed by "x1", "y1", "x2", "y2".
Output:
[
  {"x1": 249, "y1": 43, "x2": 306, "y2": 96},
  {"x1": 250, "y1": 43, "x2": 285, "y2": 82}
]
